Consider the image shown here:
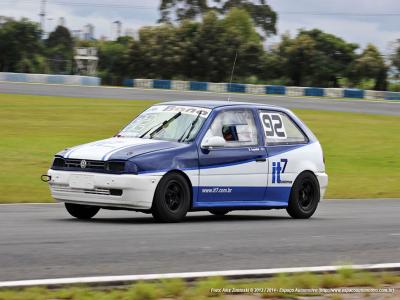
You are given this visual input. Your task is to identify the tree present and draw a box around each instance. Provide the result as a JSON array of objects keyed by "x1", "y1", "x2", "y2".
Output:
[
  {"x1": 126, "y1": 8, "x2": 264, "y2": 82},
  {"x1": 46, "y1": 26, "x2": 74, "y2": 50},
  {"x1": 130, "y1": 24, "x2": 183, "y2": 79},
  {"x1": 98, "y1": 38, "x2": 132, "y2": 85},
  {"x1": 46, "y1": 26, "x2": 74, "y2": 74},
  {"x1": 0, "y1": 18, "x2": 46, "y2": 73},
  {"x1": 187, "y1": 11, "x2": 231, "y2": 81},
  {"x1": 181, "y1": 8, "x2": 264, "y2": 82},
  {"x1": 277, "y1": 29, "x2": 358, "y2": 87},
  {"x1": 159, "y1": 0, "x2": 208, "y2": 22},
  {"x1": 159, "y1": 0, "x2": 277, "y2": 37},
  {"x1": 350, "y1": 44, "x2": 387, "y2": 90},
  {"x1": 390, "y1": 39, "x2": 400, "y2": 77},
  {"x1": 221, "y1": 8, "x2": 264, "y2": 80},
  {"x1": 219, "y1": 0, "x2": 277, "y2": 37}
]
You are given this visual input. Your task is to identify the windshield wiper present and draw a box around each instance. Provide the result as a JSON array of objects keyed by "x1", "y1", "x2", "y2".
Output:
[
  {"x1": 148, "y1": 112, "x2": 182, "y2": 139},
  {"x1": 178, "y1": 112, "x2": 202, "y2": 143},
  {"x1": 139, "y1": 122, "x2": 161, "y2": 138},
  {"x1": 139, "y1": 112, "x2": 182, "y2": 139}
]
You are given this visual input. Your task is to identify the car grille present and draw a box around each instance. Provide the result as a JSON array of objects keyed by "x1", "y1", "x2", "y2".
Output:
[
  {"x1": 52, "y1": 157, "x2": 125, "y2": 173},
  {"x1": 64, "y1": 159, "x2": 105, "y2": 170}
]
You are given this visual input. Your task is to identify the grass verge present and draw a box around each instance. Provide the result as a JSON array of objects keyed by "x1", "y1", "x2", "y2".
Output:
[
  {"x1": 0, "y1": 270, "x2": 398, "y2": 299},
  {"x1": 0, "y1": 93, "x2": 399, "y2": 202}
]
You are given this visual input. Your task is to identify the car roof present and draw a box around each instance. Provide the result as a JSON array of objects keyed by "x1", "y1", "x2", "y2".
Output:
[{"x1": 156, "y1": 100, "x2": 283, "y2": 110}]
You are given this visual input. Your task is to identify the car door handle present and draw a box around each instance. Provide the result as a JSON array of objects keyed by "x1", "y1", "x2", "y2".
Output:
[{"x1": 255, "y1": 158, "x2": 266, "y2": 162}]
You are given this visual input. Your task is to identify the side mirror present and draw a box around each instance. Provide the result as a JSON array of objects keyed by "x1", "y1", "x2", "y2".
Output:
[{"x1": 201, "y1": 136, "x2": 226, "y2": 149}]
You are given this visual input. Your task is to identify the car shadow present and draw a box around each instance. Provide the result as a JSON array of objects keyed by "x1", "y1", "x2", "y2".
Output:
[{"x1": 50, "y1": 213, "x2": 308, "y2": 225}]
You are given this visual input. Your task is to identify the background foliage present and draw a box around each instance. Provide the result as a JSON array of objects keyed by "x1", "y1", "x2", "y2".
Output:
[{"x1": 0, "y1": 2, "x2": 399, "y2": 90}]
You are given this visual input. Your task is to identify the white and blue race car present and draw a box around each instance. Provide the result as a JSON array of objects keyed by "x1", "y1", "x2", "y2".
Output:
[{"x1": 45, "y1": 101, "x2": 328, "y2": 222}]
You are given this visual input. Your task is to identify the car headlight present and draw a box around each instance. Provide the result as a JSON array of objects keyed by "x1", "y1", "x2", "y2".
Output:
[
  {"x1": 125, "y1": 161, "x2": 139, "y2": 174},
  {"x1": 106, "y1": 161, "x2": 126, "y2": 173},
  {"x1": 52, "y1": 157, "x2": 65, "y2": 169}
]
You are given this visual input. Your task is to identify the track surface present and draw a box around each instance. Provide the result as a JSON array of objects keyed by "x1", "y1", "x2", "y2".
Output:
[
  {"x1": 1, "y1": 199, "x2": 399, "y2": 281},
  {"x1": 1, "y1": 83, "x2": 399, "y2": 281},
  {"x1": 1, "y1": 82, "x2": 400, "y2": 115}
]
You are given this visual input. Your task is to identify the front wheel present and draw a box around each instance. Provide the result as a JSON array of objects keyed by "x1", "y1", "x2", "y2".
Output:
[
  {"x1": 151, "y1": 173, "x2": 191, "y2": 223},
  {"x1": 65, "y1": 203, "x2": 100, "y2": 219},
  {"x1": 286, "y1": 172, "x2": 320, "y2": 219}
]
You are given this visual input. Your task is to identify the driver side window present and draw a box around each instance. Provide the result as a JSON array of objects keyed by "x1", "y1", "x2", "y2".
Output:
[{"x1": 203, "y1": 109, "x2": 258, "y2": 147}]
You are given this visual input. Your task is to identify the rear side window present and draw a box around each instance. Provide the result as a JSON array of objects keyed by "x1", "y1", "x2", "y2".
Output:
[{"x1": 258, "y1": 110, "x2": 308, "y2": 145}]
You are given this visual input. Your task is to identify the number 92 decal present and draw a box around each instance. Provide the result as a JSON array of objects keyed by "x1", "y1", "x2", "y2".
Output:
[{"x1": 260, "y1": 113, "x2": 287, "y2": 139}]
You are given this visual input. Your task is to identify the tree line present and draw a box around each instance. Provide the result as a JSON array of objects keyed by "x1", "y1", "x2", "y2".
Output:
[
  {"x1": 0, "y1": 8, "x2": 400, "y2": 91},
  {"x1": 0, "y1": 17, "x2": 74, "y2": 75}
]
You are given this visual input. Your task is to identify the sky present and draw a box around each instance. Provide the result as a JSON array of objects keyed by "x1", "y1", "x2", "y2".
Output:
[{"x1": 1, "y1": 0, "x2": 399, "y2": 53}]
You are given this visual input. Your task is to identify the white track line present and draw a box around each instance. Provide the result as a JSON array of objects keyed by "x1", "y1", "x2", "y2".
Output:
[{"x1": 1, "y1": 263, "x2": 399, "y2": 288}]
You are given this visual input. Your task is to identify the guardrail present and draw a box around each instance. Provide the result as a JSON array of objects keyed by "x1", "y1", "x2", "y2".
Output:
[
  {"x1": 0, "y1": 72, "x2": 101, "y2": 86},
  {"x1": 124, "y1": 78, "x2": 400, "y2": 100}
]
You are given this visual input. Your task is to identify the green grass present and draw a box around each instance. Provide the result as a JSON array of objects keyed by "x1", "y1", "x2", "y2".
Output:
[
  {"x1": 0, "y1": 94, "x2": 156, "y2": 203},
  {"x1": 299, "y1": 109, "x2": 400, "y2": 198},
  {"x1": 0, "y1": 270, "x2": 398, "y2": 299},
  {"x1": 0, "y1": 93, "x2": 399, "y2": 203}
]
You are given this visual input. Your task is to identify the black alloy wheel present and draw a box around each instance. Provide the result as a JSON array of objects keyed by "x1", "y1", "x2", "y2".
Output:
[
  {"x1": 152, "y1": 173, "x2": 190, "y2": 222},
  {"x1": 286, "y1": 172, "x2": 320, "y2": 219}
]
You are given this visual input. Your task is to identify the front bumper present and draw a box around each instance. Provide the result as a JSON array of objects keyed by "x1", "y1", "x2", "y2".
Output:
[
  {"x1": 316, "y1": 172, "x2": 328, "y2": 199},
  {"x1": 47, "y1": 169, "x2": 162, "y2": 210}
]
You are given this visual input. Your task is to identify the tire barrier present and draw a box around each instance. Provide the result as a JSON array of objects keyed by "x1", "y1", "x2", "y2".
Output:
[
  {"x1": 0, "y1": 72, "x2": 100, "y2": 86},
  {"x1": 123, "y1": 78, "x2": 400, "y2": 100},
  {"x1": 344, "y1": 88, "x2": 364, "y2": 99},
  {"x1": 305, "y1": 87, "x2": 324, "y2": 97}
]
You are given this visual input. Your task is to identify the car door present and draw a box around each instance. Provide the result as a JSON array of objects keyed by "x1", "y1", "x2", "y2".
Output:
[
  {"x1": 196, "y1": 108, "x2": 268, "y2": 206},
  {"x1": 258, "y1": 110, "x2": 309, "y2": 205}
]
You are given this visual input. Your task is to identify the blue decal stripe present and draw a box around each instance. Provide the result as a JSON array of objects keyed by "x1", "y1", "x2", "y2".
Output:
[
  {"x1": 194, "y1": 186, "x2": 291, "y2": 207},
  {"x1": 138, "y1": 144, "x2": 310, "y2": 174},
  {"x1": 199, "y1": 157, "x2": 257, "y2": 169},
  {"x1": 197, "y1": 186, "x2": 266, "y2": 202},
  {"x1": 138, "y1": 158, "x2": 259, "y2": 174},
  {"x1": 265, "y1": 186, "x2": 291, "y2": 202},
  {"x1": 193, "y1": 201, "x2": 288, "y2": 208},
  {"x1": 139, "y1": 169, "x2": 170, "y2": 175}
]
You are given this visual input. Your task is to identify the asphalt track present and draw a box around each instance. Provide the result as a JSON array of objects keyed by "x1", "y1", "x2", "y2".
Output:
[
  {"x1": 1, "y1": 199, "x2": 399, "y2": 281},
  {"x1": 1, "y1": 81, "x2": 400, "y2": 116},
  {"x1": 1, "y1": 83, "x2": 399, "y2": 282}
]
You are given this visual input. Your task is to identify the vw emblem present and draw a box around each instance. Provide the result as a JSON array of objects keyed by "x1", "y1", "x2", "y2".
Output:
[{"x1": 80, "y1": 160, "x2": 87, "y2": 169}]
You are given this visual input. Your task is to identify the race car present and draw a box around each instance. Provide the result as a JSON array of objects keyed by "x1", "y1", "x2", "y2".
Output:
[{"x1": 44, "y1": 100, "x2": 328, "y2": 222}]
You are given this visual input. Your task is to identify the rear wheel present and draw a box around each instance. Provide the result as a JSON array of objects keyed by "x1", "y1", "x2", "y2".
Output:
[
  {"x1": 65, "y1": 203, "x2": 100, "y2": 219},
  {"x1": 208, "y1": 209, "x2": 230, "y2": 216},
  {"x1": 152, "y1": 173, "x2": 190, "y2": 223},
  {"x1": 286, "y1": 172, "x2": 320, "y2": 219}
]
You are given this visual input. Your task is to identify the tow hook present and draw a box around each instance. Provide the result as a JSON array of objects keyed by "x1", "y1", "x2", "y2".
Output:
[{"x1": 41, "y1": 175, "x2": 51, "y2": 182}]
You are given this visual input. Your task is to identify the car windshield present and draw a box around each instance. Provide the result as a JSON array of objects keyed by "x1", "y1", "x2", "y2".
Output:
[{"x1": 118, "y1": 105, "x2": 211, "y2": 142}]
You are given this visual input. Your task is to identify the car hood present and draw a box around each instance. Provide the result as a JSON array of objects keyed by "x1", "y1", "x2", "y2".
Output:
[{"x1": 61, "y1": 137, "x2": 179, "y2": 161}]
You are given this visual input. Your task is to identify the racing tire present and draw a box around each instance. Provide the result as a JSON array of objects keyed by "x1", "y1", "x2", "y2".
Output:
[
  {"x1": 286, "y1": 172, "x2": 320, "y2": 219},
  {"x1": 208, "y1": 209, "x2": 230, "y2": 216},
  {"x1": 151, "y1": 173, "x2": 191, "y2": 223},
  {"x1": 65, "y1": 203, "x2": 100, "y2": 219}
]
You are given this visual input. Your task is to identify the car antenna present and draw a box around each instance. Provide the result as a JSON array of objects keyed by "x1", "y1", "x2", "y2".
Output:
[{"x1": 227, "y1": 50, "x2": 238, "y2": 102}]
